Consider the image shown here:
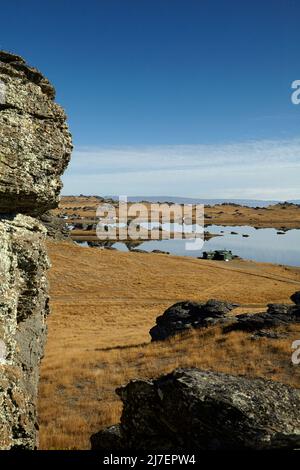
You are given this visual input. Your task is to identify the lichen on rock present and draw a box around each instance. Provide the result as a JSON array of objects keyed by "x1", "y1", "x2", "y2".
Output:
[
  {"x1": 0, "y1": 50, "x2": 72, "y2": 215},
  {"x1": 0, "y1": 215, "x2": 49, "y2": 449},
  {"x1": 0, "y1": 50, "x2": 72, "y2": 449}
]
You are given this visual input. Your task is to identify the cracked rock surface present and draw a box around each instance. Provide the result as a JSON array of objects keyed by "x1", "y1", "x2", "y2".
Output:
[
  {"x1": 0, "y1": 215, "x2": 49, "y2": 449},
  {"x1": 91, "y1": 368, "x2": 300, "y2": 451},
  {"x1": 0, "y1": 51, "x2": 72, "y2": 449},
  {"x1": 0, "y1": 50, "x2": 72, "y2": 215}
]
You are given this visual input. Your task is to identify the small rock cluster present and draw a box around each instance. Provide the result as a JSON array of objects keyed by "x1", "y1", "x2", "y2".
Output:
[
  {"x1": 224, "y1": 296, "x2": 300, "y2": 334},
  {"x1": 150, "y1": 293, "x2": 300, "y2": 341}
]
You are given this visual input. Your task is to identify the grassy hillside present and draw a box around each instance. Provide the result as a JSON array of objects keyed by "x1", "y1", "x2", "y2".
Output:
[{"x1": 38, "y1": 241, "x2": 300, "y2": 449}]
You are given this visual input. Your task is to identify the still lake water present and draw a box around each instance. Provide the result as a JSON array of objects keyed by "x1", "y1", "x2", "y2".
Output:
[{"x1": 110, "y1": 225, "x2": 300, "y2": 267}]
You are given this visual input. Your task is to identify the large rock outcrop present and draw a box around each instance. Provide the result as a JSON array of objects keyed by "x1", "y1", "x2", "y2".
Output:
[
  {"x1": 0, "y1": 215, "x2": 49, "y2": 448},
  {"x1": 0, "y1": 51, "x2": 72, "y2": 449},
  {"x1": 91, "y1": 368, "x2": 300, "y2": 451},
  {"x1": 0, "y1": 51, "x2": 72, "y2": 215},
  {"x1": 150, "y1": 293, "x2": 300, "y2": 341},
  {"x1": 150, "y1": 299, "x2": 238, "y2": 341}
]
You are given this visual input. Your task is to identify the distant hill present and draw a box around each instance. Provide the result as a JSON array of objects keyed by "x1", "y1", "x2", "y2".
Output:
[{"x1": 108, "y1": 196, "x2": 300, "y2": 208}]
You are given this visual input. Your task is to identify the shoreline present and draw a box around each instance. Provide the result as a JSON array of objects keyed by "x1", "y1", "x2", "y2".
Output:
[{"x1": 52, "y1": 197, "x2": 300, "y2": 230}]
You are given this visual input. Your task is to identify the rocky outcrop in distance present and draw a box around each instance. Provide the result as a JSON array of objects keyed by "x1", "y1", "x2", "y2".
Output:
[
  {"x1": 0, "y1": 51, "x2": 72, "y2": 449},
  {"x1": 91, "y1": 368, "x2": 300, "y2": 451},
  {"x1": 150, "y1": 293, "x2": 300, "y2": 341}
]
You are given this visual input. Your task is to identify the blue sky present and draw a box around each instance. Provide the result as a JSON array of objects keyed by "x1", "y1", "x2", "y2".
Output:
[{"x1": 1, "y1": 0, "x2": 300, "y2": 199}]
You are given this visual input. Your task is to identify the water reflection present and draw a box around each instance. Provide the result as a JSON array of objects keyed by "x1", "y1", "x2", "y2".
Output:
[{"x1": 76, "y1": 225, "x2": 300, "y2": 267}]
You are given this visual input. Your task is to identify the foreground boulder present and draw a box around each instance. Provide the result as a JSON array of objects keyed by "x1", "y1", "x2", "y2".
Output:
[
  {"x1": 0, "y1": 51, "x2": 72, "y2": 215},
  {"x1": 150, "y1": 299, "x2": 238, "y2": 341},
  {"x1": 0, "y1": 51, "x2": 72, "y2": 449},
  {"x1": 91, "y1": 368, "x2": 300, "y2": 451}
]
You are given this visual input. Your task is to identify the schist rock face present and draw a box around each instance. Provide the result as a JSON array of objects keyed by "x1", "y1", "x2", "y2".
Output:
[
  {"x1": 0, "y1": 215, "x2": 49, "y2": 449},
  {"x1": 0, "y1": 50, "x2": 72, "y2": 215},
  {"x1": 0, "y1": 51, "x2": 72, "y2": 449}
]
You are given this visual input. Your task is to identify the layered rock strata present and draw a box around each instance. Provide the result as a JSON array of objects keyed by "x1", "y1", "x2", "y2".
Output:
[{"x1": 0, "y1": 51, "x2": 72, "y2": 449}]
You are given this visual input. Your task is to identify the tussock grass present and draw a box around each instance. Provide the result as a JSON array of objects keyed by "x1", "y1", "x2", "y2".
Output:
[{"x1": 39, "y1": 241, "x2": 300, "y2": 449}]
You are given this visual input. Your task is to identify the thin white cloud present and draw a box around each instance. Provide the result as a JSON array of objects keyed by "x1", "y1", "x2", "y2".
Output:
[{"x1": 62, "y1": 138, "x2": 300, "y2": 200}]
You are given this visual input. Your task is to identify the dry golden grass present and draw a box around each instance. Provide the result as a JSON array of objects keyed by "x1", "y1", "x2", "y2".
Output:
[{"x1": 39, "y1": 241, "x2": 300, "y2": 449}]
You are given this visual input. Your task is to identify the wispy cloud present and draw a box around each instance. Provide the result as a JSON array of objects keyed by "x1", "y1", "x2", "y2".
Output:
[{"x1": 62, "y1": 138, "x2": 300, "y2": 200}]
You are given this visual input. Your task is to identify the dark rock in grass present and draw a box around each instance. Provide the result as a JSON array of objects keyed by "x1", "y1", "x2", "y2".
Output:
[
  {"x1": 91, "y1": 425, "x2": 125, "y2": 450},
  {"x1": 91, "y1": 368, "x2": 300, "y2": 450},
  {"x1": 291, "y1": 291, "x2": 300, "y2": 305},
  {"x1": 150, "y1": 291, "x2": 300, "y2": 342},
  {"x1": 267, "y1": 303, "x2": 291, "y2": 315},
  {"x1": 150, "y1": 299, "x2": 238, "y2": 341},
  {"x1": 224, "y1": 300, "x2": 300, "y2": 334},
  {"x1": 250, "y1": 330, "x2": 289, "y2": 340}
]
